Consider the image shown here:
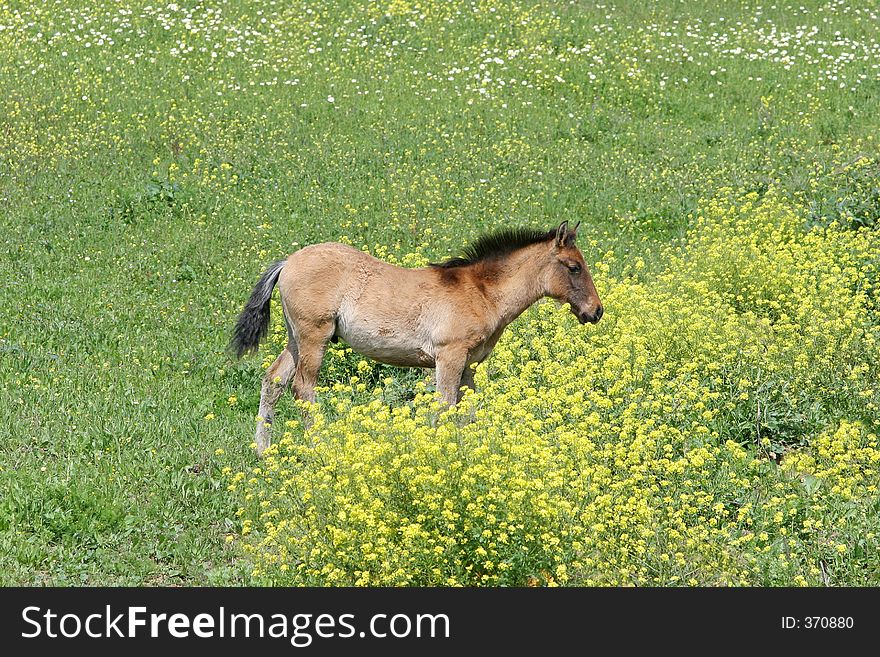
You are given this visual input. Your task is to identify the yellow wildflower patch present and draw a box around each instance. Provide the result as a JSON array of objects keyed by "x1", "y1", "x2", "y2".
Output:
[{"x1": 234, "y1": 189, "x2": 880, "y2": 586}]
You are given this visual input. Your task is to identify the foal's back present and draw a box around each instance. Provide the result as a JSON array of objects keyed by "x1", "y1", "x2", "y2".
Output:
[
  {"x1": 277, "y1": 243, "x2": 476, "y2": 367},
  {"x1": 278, "y1": 242, "x2": 435, "y2": 320}
]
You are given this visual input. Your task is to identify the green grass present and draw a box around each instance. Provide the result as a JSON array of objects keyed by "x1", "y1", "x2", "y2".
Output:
[{"x1": 1, "y1": 0, "x2": 878, "y2": 585}]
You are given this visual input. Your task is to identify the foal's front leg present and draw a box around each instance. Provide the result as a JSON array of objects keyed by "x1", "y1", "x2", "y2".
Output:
[
  {"x1": 458, "y1": 364, "x2": 476, "y2": 402},
  {"x1": 435, "y1": 347, "x2": 469, "y2": 406}
]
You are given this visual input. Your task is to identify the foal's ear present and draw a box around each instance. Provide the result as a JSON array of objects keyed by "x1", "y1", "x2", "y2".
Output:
[{"x1": 554, "y1": 220, "x2": 569, "y2": 248}]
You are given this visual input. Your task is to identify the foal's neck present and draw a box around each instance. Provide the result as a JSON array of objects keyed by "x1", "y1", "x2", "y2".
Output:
[{"x1": 482, "y1": 246, "x2": 548, "y2": 327}]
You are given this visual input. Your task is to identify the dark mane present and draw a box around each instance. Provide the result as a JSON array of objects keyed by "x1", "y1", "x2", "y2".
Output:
[{"x1": 430, "y1": 226, "x2": 557, "y2": 269}]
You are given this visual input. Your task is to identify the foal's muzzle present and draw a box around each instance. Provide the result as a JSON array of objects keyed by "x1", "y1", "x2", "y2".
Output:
[{"x1": 577, "y1": 305, "x2": 604, "y2": 324}]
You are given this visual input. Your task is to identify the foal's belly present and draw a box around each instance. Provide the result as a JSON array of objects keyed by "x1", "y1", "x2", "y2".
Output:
[
  {"x1": 335, "y1": 317, "x2": 436, "y2": 368},
  {"x1": 352, "y1": 344, "x2": 436, "y2": 368}
]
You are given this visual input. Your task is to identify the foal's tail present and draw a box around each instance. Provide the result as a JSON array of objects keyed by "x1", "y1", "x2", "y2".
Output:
[{"x1": 229, "y1": 259, "x2": 287, "y2": 359}]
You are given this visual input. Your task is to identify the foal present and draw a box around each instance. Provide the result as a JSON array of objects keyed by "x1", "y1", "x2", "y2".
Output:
[{"x1": 231, "y1": 220, "x2": 603, "y2": 455}]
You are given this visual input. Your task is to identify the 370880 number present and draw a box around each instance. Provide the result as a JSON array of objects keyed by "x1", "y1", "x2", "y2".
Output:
[
  {"x1": 781, "y1": 616, "x2": 854, "y2": 629},
  {"x1": 803, "y1": 617, "x2": 853, "y2": 629}
]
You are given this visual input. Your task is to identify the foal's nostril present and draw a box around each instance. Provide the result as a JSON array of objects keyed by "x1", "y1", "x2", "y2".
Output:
[{"x1": 595, "y1": 305, "x2": 604, "y2": 321}]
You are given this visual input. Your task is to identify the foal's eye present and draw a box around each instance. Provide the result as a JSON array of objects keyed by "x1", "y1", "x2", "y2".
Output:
[{"x1": 567, "y1": 264, "x2": 582, "y2": 274}]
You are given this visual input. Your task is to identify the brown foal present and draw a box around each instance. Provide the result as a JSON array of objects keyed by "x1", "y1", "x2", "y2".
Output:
[{"x1": 231, "y1": 221, "x2": 603, "y2": 455}]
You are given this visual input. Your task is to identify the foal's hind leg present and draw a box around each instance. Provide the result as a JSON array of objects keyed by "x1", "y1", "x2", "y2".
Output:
[
  {"x1": 255, "y1": 347, "x2": 296, "y2": 456},
  {"x1": 291, "y1": 326, "x2": 333, "y2": 405}
]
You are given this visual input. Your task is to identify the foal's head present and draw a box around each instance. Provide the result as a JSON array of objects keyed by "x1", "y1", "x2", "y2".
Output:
[{"x1": 543, "y1": 221, "x2": 604, "y2": 324}]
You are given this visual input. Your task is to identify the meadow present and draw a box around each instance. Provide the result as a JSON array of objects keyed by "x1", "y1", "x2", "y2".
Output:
[{"x1": 1, "y1": 0, "x2": 878, "y2": 585}]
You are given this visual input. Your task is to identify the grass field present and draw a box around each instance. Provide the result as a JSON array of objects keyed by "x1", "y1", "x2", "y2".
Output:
[{"x1": 1, "y1": 0, "x2": 879, "y2": 586}]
